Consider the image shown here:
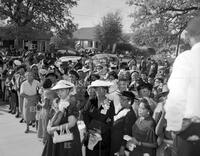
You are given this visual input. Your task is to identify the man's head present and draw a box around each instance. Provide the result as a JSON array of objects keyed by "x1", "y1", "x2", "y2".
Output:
[{"x1": 184, "y1": 16, "x2": 200, "y2": 46}]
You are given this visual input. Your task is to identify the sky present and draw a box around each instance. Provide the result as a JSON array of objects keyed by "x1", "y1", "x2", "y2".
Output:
[{"x1": 71, "y1": 0, "x2": 133, "y2": 33}]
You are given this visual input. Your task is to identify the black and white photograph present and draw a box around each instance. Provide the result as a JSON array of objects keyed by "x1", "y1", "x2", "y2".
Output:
[{"x1": 0, "y1": 0, "x2": 200, "y2": 156}]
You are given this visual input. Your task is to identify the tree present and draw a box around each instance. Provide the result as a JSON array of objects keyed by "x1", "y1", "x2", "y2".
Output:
[
  {"x1": 95, "y1": 11, "x2": 123, "y2": 51},
  {"x1": 49, "y1": 21, "x2": 77, "y2": 50},
  {"x1": 0, "y1": 0, "x2": 77, "y2": 29},
  {"x1": 0, "y1": 0, "x2": 77, "y2": 48},
  {"x1": 127, "y1": 0, "x2": 200, "y2": 53}
]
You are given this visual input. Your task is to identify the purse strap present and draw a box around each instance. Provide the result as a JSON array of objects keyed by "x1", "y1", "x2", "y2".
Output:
[
  {"x1": 60, "y1": 123, "x2": 70, "y2": 134},
  {"x1": 60, "y1": 125, "x2": 64, "y2": 135},
  {"x1": 65, "y1": 123, "x2": 70, "y2": 134}
]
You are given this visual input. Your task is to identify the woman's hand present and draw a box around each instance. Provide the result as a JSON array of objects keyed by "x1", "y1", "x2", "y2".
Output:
[
  {"x1": 130, "y1": 137, "x2": 139, "y2": 145},
  {"x1": 47, "y1": 126, "x2": 59, "y2": 135}
]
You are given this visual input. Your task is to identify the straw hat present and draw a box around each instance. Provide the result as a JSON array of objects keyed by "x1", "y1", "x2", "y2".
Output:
[
  {"x1": 51, "y1": 80, "x2": 75, "y2": 90},
  {"x1": 88, "y1": 80, "x2": 113, "y2": 88}
]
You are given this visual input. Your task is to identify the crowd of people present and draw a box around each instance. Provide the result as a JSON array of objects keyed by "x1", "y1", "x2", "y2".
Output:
[
  {"x1": 0, "y1": 51, "x2": 172, "y2": 156},
  {"x1": 0, "y1": 16, "x2": 200, "y2": 156}
]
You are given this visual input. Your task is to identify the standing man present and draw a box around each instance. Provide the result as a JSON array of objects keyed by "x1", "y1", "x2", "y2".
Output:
[{"x1": 165, "y1": 16, "x2": 200, "y2": 156}]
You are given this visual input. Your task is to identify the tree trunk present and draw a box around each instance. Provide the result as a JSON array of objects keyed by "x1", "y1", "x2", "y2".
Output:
[
  {"x1": 175, "y1": 34, "x2": 181, "y2": 57},
  {"x1": 14, "y1": 26, "x2": 20, "y2": 50},
  {"x1": 14, "y1": 37, "x2": 19, "y2": 49}
]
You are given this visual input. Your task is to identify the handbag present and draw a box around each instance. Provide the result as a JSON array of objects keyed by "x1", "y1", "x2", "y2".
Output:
[{"x1": 53, "y1": 124, "x2": 74, "y2": 144}]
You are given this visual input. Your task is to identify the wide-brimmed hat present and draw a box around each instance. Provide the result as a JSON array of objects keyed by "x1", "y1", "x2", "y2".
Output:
[
  {"x1": 88, "y1": 80, "x2": 113, "y2": 88},
  {"x1": 157, "y1": 85, "x2": 169, "y2": 99},
  {"x1": 51, "y1": 80, "x2": 74, "y2": 90},
  {"x1": 118, "y1": 91, "x2": 138, "y2": 101}
]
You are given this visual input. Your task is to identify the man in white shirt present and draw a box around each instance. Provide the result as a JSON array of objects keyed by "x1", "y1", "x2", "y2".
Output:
[{"x1": 165, "y1": 16, "x2": 200, "y2": 156}]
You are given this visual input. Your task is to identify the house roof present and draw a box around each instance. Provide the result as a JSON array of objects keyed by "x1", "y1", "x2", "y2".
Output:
[
  {"x1": 0, "y1": 26, "x2": 52, "y2": 41},
  {"x1": 73, "y1": 27, "x2": 98, "y2": 41}
]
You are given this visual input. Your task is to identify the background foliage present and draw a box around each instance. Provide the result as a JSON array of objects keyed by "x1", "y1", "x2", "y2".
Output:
[{"x1": 127, "y1": 0, "x2": 200, "y2": 52}]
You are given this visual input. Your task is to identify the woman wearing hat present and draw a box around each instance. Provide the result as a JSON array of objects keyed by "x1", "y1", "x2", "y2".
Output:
[
  {"x1": 127, "y1": 98, "x2": 157, "y2": 156},
  {"x1": 82, "y1": 80, "x2": 115, "y2": 156},
  {"x1": 42, "y1": 80, "x2": 82, "y2": 156},
  {"x1": 110, "y1": 91, "x2": 137, "y2": 156}
]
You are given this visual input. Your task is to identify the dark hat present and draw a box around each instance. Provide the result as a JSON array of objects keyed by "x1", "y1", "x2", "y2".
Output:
[
  {"x1": 137, "y1": 83, "x2": 153, "y2": 92},
  {"x1": 119, "y1": 91, "x2": 137, "y2": 101},
  {"x1": 69, "y1": 70, "x2": 79, "y2": 80},
  {"x1": 185, "y1": 16, "x2": 200, "y2": 36},
  {"x1": 157, "y1": 85, "x2": 169, "y2": 99},
  {"x1": 45, "y1": 72, "x2": 58, "y2": 79},
  {"x1": 119, "y1": 62, "x2": 128, "y2": 69}
]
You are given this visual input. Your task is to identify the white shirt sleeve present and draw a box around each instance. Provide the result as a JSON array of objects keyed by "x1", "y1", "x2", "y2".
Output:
[{"x1": 164, "y1": 51, "x2": 191, "y2": 131}]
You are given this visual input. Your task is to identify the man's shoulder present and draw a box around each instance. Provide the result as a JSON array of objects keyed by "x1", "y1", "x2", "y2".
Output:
[
  {"x1": 176, "y1": 50, "x2": 190, "y2": 60},
  {"x1": 173, "y1": 50, "x2": 191, "y2": 68}
]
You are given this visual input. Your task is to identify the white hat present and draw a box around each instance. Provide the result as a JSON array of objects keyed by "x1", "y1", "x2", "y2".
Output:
[
  {"x1": 14, "y1": 60, "x2": 22, "y2": 66},
  {"x1": 51, "y1": 80, "x2": 75, "y2": 90},
  {"x1": 89, "y1": 80, "x2": 113, "y2": 88},
  {"x1": 78, "y1": 68, "x2": 91, "y2": 73}
]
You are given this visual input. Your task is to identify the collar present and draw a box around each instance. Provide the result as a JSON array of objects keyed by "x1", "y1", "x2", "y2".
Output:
[{"x1": 114, "y1": 108, "x2": 130, "y2": 121}]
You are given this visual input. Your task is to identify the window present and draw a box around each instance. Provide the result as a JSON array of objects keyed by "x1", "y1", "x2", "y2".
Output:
[{"x1": 88, "y1": 41, "x2": 93, "y2": 47}]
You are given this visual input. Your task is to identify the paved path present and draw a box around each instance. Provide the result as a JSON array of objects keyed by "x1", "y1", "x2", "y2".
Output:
[{"x1": 0, "y1": 104, "x2": 43, "y2": 156}]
